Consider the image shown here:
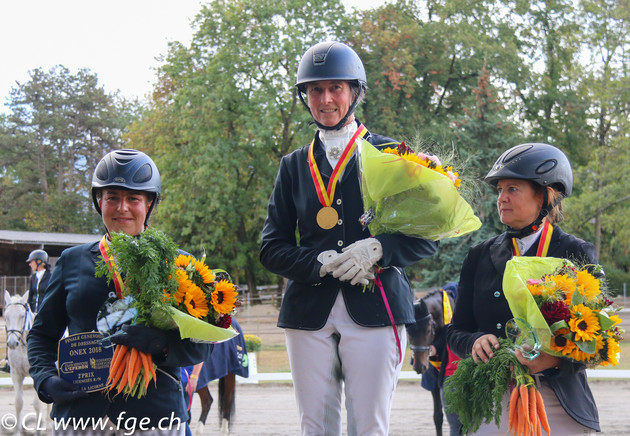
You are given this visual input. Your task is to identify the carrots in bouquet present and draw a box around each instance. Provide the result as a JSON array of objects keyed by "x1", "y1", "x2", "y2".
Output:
[
  {"x1": 508, "y1": 380, "x2": 550, "y2": 436},
  {"x1": 106, "y1": 344, "x2": 157, "y2": 398}
]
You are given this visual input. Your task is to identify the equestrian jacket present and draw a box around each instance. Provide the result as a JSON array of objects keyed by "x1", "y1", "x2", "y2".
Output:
[
  {"x1": 260, "y1": 121, "x2": 439, "y2": 329},
  {"x1": 27, "y1": 240, "x2": 212, "y2": 427},
  {"x1": 447, "y1": 226, "x2": 600, "y2": 431},
  {"x1": 27, "y1": 269, "x2": 50, "y2": 313}
]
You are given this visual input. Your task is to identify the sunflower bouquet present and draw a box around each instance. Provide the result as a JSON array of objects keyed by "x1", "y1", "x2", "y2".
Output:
[
  {"x1": 167, "y1": 253, "x2": 240, "y2": 341},
  {"x1": 95, "y1": 227, "x2": 240, "y2": 398},
  {"x1": 503, "y1": 256, "x2": 623, "y2": 367},
  {"x1": 358, "y1": 140, "x2": 481, "y2": 241}
]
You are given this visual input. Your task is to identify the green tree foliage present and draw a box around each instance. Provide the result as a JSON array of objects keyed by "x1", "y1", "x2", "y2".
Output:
[
  {"x1": 127, "y1": 0, "x2": 351, "y2": 296},
  {"x1": 563, "y1": 0, "x2": 630, "y2": 293},
  {"x1": 508, "y1": 0, "x2": 591, "y2": 162},
  {"x1": 418, "y1": 68, "x2": 525, "y2": 285},
  {"x1": 349, "y1": 0, "x2": 525, "y2": 138},
  {"x1": 0, "y1": 66, "x2": 140, "y2": 233}
]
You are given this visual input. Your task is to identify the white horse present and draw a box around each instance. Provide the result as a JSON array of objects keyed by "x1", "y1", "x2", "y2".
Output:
[{"x1": 4, "y1": 289, "x2": 47, "y2": 434}]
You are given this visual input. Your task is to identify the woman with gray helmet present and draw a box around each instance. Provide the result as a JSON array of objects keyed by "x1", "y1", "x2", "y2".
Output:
[
  {"x1": 260, "y1": 41, "x2": 438, "y2": 435},
  {"x1": 447, "y1": 143, "x2": 600, "y2": 434},
  {"x1": 26, "y1": 249, "x2": 51, "y2": 313},
  {"x1": 27, "y1": 149, "x2": 211, "y2": 435}
]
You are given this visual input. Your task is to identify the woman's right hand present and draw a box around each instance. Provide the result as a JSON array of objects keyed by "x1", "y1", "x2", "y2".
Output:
[{"x1": 471, "y1": 334, "x2": 500, "y2": 363}]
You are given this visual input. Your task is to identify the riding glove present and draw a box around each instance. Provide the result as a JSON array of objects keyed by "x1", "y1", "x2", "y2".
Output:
[
  {"x1": 326, "y1": 238, "x2": 383, "y2": 285},
  {"x1": 109, "y1": 324, "x2": 168, "y2": 355},
  {"x1": 317, "y1": 250, "x2": 340, "y2": 277},
  {"x1": 41, "y1": 375, "x2": 87, "y2": 405}
]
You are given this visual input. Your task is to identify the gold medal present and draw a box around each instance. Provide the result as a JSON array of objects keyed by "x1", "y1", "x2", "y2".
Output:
[{"x1": 316, "y1": 206, "x2": 339, "y2": 230}]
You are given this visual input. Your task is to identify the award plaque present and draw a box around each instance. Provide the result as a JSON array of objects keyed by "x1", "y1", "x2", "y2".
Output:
[
  {"x1": 57, "y1": 332, "x2": 113, "y2": 392},
  {"x1": 316, "y1": 206, "x2": 339, "y2": 230}
]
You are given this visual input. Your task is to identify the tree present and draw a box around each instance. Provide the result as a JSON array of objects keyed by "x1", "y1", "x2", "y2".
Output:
[
  {"x1": 507, "y1": 0, "x2": 592, "y2": 162},
  {"x1": 127, "y1": 0, "x2": 351, "y2": 297},
  {"x1": 349, "y1": 0, "x2": 526, "y2": 138},
  {"x1": 563, "y1": 0, "x2": 630, "y2": 293},
  {"x1": 0, "y1": 65, "x2": 139, "y2": 233}
]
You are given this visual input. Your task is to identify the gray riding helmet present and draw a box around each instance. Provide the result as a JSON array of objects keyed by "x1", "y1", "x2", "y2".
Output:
[
  {"x1": 91, "y1": 149, "x2": 161, "y2": 225},
  {"x1": 26, "y1": 249, "x2": 49, "y2": 265}
]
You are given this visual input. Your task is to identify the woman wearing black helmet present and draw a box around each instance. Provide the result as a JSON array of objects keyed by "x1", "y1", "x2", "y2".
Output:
[
  {"x1": 28, "y1": 149, "x2": 211, "y2": 435},
  {"x1": 447, "y1": 143, "x2": 599, "y2": 434},
  {"x1": 260, "y1": 41, "x2": 438, "y2": 435}
]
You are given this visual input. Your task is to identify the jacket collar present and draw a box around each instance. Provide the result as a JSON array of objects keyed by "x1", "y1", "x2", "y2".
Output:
[{"x1": 490, "y1": 224, "x2": 562, "y2": 273}]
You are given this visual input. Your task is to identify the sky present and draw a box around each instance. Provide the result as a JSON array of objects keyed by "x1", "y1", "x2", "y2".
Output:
[{"x1": 0, "y1": 0, "x2": 388, "y2": 111}]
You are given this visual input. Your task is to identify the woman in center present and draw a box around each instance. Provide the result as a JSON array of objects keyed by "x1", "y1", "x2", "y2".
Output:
[{"x1": 260, "y1": 41, "x2": 438, "y2": 436}]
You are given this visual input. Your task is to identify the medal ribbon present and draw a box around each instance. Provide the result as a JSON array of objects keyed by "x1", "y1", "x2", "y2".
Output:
[
  {"x1": 308, "y1": 124, "x2": 368, "y2": 207},
  {"x1": 99, "y1": 235, "x2": 125, "y2": 299},
  {"x1": 511, "y1": 220, "x2": 553, "y2": 257}
]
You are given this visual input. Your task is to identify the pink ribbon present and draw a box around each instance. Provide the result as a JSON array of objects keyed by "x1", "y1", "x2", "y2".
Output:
[{"x1": 374, "y1": 273, "x2": 402, "y2": 365}]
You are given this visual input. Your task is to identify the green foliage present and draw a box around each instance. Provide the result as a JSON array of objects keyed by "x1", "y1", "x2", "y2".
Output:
[
  {"x1": 443, "y1": 338, "x2": 521, "y2": 433},
  {"x1": 2, "y1": 0, "x2": 627, "y2": 294},
  {"x1": 0, "y1": 65, "x2": 142, "y2": 233},
  {"x1": 127, "y1": 0, "x2": 352, "y2": 294},
  {"x1": 95, "y1": 228, "x2": 179, "y2": 325}
]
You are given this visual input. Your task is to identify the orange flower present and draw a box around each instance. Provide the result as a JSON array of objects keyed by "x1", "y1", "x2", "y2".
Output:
[
  {"x1": 569, "y1": 304, "x2": 600, "y2": 342},
  {"x1": 193, "y1": 259, "x2": 215, "y2": 284},
  {"x1": 183, "y1": 282, "x2": 209, "y2": 319},
  {"x1": 575, "y1": 269, "x2": 601, "y2": 301},
  {"x1": 211, "y1": 280, "x2": 238, "y2": 314}
]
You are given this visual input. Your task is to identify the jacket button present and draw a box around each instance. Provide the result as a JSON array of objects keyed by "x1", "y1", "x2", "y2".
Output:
[
  {"x1": 494, "y1": 291, "x2": 501, "y2": 298},
  {"x1": 496, "y1": 323, "x2": 502, "y2": 330},
  {"x1": 337, "y1": 219, "x2": 343, "y2": 225},
  {"x1": 336, "y1": 199, "x2": 342, "y2": 205},
  {"x1": 337, "y1": 240, "x2": 343, "y2": 247}
]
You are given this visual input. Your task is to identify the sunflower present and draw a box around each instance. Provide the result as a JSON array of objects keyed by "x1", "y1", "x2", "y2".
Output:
[
  {"x1": 599, "y1": 338, "x2": 621, "y2": 366},
  {"x1": 175, "y1": 254, "x2": 193, "y2": 269},
  {"x1": 527, "y1": 279, "x2": 543, "y2": 297},
  {"x1": 568, "y1": 304, "x2": 600, "y2": 342},
  {"x1": 609, "y1": 314, "x2": 623, "y2": 327},
  {"x1": 547, "y1": 274, "x2": 577, "y2": 302},
  {"x1": 183, "y1": 282, "x2": 209, "y2": 319},
  {"x1": 173, "y1": 269, "x2": 190, "y2": 304},
  {"x1": 575, "y1": 269, "x2": 601, "y2": 301},
  {"x1": 549, "y1": 329, "x2": 577, "y2": 356},
  {"x1": 568, "y1": 343, "x2": 594, "y2": 362},
  {"x1": 211, "y1": 280, "x2": 238, "y2": 314},
  {"x1": 193, "y1": 259, "x2": 215, "y2": 285}
]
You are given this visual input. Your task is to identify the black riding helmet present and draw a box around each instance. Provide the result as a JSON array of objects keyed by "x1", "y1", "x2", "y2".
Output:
[
  {"x1": 91, "y1": 149, "x2": 161, "y2": 227},
  {"x1": 485, "y1": 143, "x2": 573, "y2": 237},
  {"x1": 296, "y1": 41, "x2": 367, "y2": 131}
]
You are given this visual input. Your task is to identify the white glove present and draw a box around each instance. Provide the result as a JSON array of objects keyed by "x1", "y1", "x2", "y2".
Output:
[
  {"x1": 317, "y1": 250, "x2": 340, "y2": 277},
  {"x1": 327, "y1": 238, "x2": 383, "y2": 285}
]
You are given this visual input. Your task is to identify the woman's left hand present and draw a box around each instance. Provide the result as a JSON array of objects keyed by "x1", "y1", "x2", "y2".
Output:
[{"x1": 516, "y1": 349, "x2": 561, "y2": 373}]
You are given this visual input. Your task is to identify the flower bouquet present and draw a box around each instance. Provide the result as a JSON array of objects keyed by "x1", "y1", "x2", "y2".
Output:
[
  {"x1": 358, "y1": 140, "x2": 481, "y2": 241},
  {"x1": 503, "y1": 256, "x2": 623, "y2": 367},
  {"x1": 95, "y1": 227, "x2": 240, "y2": 398},
  {"x1": 445, "y1": 258, "x2": 623, "y2": 435}
]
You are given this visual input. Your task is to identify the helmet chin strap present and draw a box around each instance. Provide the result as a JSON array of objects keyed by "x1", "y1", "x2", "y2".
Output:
[{"x1": 505, "y1": 190, "x2": 564, "y2": 239}]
